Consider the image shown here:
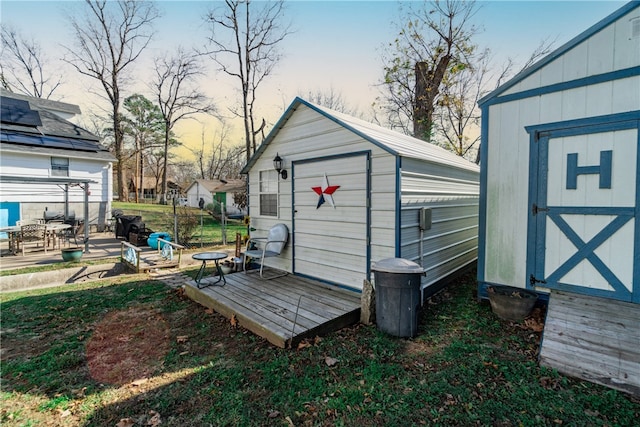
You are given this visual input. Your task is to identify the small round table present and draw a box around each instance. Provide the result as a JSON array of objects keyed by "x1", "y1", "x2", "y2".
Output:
[{"x1": 192, "y1": 252, "x2": 228, "y2": 288}]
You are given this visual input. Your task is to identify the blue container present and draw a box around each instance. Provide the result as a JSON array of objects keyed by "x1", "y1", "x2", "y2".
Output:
[{"x1": 147, "y1": 232, "x2": 171, "y2": 249}]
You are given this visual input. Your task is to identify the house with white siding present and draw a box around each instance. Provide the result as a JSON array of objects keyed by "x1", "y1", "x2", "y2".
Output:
[
  {"x1": 241, "y1": 97, "x2": 480, "y2": 299},
  {"x1": 0, "y1": 89, "x2": 114, "y2": 234},
  {"x1": 184, "y1": 178, "x2": 247, "y2": 217},
  {"x1": 477, "y1": 1, "x2": 639, "y2": 395}
]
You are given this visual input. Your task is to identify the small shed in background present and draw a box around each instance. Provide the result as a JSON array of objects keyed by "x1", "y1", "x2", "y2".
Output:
[
  {"x1": 184, "y1": 178, "x2": 247, "y2": 217},
  {"x1": 241, "y1": 97, "x2": 480, "y2": 300},
  {"x1": 477, "y1": 2, "x2": 639, "y2": 395}
]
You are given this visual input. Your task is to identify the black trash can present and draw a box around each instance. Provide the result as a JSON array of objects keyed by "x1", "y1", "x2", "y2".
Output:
[{"x1": 372, "y1": 258, "x2": 425, "y2": 337}]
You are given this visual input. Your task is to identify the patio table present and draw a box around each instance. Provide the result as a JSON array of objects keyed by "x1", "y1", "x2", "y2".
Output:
[
  {"x1": 45, "y1": 223, "x2": 72, "y2": 249},
  {"x1": 0, "y1": 225, "x2": 21, "y2": 255},
  {"x1": 192, "y1": 252, "x2": 228, "y2": 288}
]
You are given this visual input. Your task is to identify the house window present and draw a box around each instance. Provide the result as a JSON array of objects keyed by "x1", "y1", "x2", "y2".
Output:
[
  {"x1": 51, "y1": 157, "x2": 69, "y2": 177},
  {"x1": 259, "y1": 170, "x2": 278, "y2": 216}
]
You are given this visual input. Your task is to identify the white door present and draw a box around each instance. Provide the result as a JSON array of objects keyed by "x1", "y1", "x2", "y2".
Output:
[
  {"x1": 529, "y1": 116, "x2": 639, "y2": 303},
  {"x1": 292, "y1": 153, "x2": 370, "y2": 290}
]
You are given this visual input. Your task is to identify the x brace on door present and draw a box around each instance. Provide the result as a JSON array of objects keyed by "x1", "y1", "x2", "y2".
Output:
[{"x1": 543, "y1": 207, "x2": 634, "y2": 295}]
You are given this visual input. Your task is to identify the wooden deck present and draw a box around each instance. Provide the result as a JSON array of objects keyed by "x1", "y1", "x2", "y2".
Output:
[
  {"x1": 184, "y1": 270, "x2": 362, "y2": 348},
  {"x1": 540, "y1": 291, "x2": 640, "y2": 396}
]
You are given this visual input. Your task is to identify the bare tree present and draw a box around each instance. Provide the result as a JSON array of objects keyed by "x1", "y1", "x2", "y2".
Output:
[
  {"x1": 303, "y1": 86, "x2": 360, "y2": 116},
  {"x1": 191, "y1": 123, "x2": 245, "y2": 180},
  {"x1": 153, "y1": 48, "x2": 215, "y2": 204},
  {"x1": 434, "y1": 38, "x2": 555, "y2": 163},
  {"x1": 0, "y1": 25, "x2": 63, "y2": 98},
  {"x1": 63, "y1": 0, "x2": 160, "y2": 201},
  {"x1": 204, "y1": 0, "x2": 291, "y2": 163},
  {"x1": 379, "y1": 0, "x2": 479, "y2": 140}
]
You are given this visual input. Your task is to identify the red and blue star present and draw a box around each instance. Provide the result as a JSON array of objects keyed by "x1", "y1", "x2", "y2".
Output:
[{"x1": 312, "y1": 173, "x2": 340, "y2": 209}]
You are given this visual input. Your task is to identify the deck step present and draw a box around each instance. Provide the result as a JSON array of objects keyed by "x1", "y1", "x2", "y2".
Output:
[{"x1": 539, "y1": 291, "x2": 640, "y2": 396}]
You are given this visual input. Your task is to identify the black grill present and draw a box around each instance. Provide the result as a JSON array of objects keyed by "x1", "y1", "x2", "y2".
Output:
[{"x1": 115, "y1": 215, "x2": 145, "y2": 241}]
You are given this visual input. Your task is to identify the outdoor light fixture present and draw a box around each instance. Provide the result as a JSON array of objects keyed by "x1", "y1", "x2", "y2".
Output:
[{"x1": 273, "y1": 153, "x2": 287, "y2": 179}]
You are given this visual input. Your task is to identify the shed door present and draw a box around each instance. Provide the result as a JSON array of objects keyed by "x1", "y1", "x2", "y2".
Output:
[
  {"x1": 529, "y1": 118, "x2": 639, "y2": 303},
  {"x1": 292, "y1": 153, "x2": 370, "y2": 291}
]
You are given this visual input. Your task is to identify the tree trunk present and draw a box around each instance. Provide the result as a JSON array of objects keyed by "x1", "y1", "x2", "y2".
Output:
[
  {"x1": 113, "y1": 95, "x2": 127, "y2": 202},
  {"x1": 161, "y1": 120, "x2": 170, "y2": 204},
  {"x1": 414, "y1": 57, "x2": 451, "y2": 141}
]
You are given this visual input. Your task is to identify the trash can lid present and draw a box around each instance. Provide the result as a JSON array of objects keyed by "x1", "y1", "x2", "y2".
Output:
[{"x1": 371, "y1": 258, "x2": 425, "y2": 274}]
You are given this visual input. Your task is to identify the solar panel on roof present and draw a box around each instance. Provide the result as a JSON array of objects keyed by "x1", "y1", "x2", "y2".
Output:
[
  {"x1": 0, "y1": 97, "x2": 42, "y2": 127},
  {"x1": 1, "y1": 132, "x2": 108, "y2": 153}
]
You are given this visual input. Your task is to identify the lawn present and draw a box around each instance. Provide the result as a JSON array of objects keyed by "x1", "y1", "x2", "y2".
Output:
[
  {"x1": 1, "y1": 269, "x2": 638, "y2": 426},
  {"x1": 112, "y1": 201, "x2": 246, "y2": 247}
]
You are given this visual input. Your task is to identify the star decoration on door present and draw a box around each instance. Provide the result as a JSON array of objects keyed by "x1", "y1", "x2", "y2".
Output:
[{"x1": 312, "y1": 173, "x2": 340, "y2": 209}]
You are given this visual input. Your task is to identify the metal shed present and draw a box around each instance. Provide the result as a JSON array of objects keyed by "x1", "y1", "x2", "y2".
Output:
[
  {"x1": 477, "y1": 2, "x2": 639, "y2": 395},
  {"x1": 241, "y1": 97, "x2": 480, "y2": 300}
]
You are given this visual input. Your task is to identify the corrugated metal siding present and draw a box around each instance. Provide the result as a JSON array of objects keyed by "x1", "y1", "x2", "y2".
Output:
[
  {"x1": 399, "y1": 156, "x2": 479, "y2": 292},
  {"x1": 293, "y1": 154, "x2": 369, "y2": 289},
  {"x1": 247, "y1": 102, "x2": 481, "y2": 291},
  {"x1": 400, "y1": 200, "x2": 479, "y2": 289},
  {"x1": 246, "y1": 104, "x2": 395, "y2": 283}
]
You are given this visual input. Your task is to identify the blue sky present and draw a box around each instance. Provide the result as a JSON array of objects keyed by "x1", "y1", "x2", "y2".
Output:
[{"x1": 0, "y1": 1, "x2": 629, "y2": 155}]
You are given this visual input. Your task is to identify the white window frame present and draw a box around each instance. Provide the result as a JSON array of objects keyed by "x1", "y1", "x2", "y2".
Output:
[
  {"x1": 51, "y1": 157, "x2": 69, "y2": 177},
  {"x1": 258, "y1": 169, "x2": 278, "y2": 217}
]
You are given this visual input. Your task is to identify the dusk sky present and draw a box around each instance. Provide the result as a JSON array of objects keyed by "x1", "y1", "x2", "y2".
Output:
[{"x1": 0, "y1": 1, "x2": 628, "y2": 160}]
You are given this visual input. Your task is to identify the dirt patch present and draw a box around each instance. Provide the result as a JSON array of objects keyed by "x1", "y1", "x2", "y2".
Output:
[{"x1": 86, "y1": 307, "x2": 171, "y2": 385}]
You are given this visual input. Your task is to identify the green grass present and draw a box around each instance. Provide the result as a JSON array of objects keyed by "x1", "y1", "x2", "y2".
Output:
[
  {"x1": 1, "y1": 270, "x2": 637, "y2": 426},
  {"x1": 113, "y1": 201, "x2": 246, "y2": 245}
]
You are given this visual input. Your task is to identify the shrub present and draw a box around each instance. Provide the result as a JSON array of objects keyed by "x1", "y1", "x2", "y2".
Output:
[{"x1": 164, "y1": 206, "x2": 199, "y2": 245}]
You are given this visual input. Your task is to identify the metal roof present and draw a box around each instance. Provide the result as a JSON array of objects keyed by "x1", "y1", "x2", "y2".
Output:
[{"x1": 242, "y1": 97, "x2": 480, "y2": 174}]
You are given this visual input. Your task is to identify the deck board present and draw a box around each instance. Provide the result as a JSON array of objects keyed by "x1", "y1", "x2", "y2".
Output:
[
  {"x1": 183, "y1": 270, "x2": 361, "y2": 348},
  {"x1": 540, "y1": 291, "x2": 640, "y2": 396}
]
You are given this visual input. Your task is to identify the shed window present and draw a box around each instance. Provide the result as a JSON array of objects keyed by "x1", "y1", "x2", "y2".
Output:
[
  {"x1": 51, "y1": 157, "x2": 69, "y2": 177},
  {"x1": 259, "y1": 170, "x2": 278, "y2": 216}
]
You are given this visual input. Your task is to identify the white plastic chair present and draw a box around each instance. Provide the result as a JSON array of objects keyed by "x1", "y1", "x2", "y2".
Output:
[{"x1": 243, "y1": 223, "x2": 289, "y2": 279}]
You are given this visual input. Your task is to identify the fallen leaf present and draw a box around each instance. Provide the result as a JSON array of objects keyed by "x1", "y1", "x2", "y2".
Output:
[
  {"x1": 325, "y1": 356, "x2": 338, "y2": 367},
  {"x1": 205, "y1": 308, "x2": 214, "y2": 315},
  {"x1": 147, "y1": 410, "x2": 161, "y2": 426},
  {"x1": 176, "y1": 335, "x2": 189, "y2": 343},
  {"x1": 230, "y1": 314, "x2": 238, "y2": 327},
  {"x1": 117, "y1": 419, "x2": 135, "y2": 427},
  {"x1": 285, "y1": 416, "x2": 294, "y2": 426},
  {"x1": 297, "y1": 340, "x2": 311, "y2": 350},
  {"x1": 524, "y1": 317, "x2": 544, "y2": 332},
  {"x1": 267, "y1": 409, "x2": 281, "y2": 418}
]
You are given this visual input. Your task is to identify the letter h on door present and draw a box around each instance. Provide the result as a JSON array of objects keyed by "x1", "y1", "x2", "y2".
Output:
[{"x1": 566, "y1": 150, "x2": 612, "y2": 190}]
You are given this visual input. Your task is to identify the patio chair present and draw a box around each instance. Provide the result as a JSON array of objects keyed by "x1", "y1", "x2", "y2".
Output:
[
  {"x1": 19, "y1": 223, "x2": 47, "y2": 256},
  {"x1": 243, "y1": 223, "x2": 289, "y2": 279},
  {"x1": 62, "y1": 220, "x2": 85, "y2": 246}
]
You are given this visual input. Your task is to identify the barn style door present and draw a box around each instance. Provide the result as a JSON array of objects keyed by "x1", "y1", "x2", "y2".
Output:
[
  {"x1": 528, "y1": 115, "x2": 640, "y2": 303},
  {"x1": 292, "y1": 152, "x2": 370, "y2": 291}
]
